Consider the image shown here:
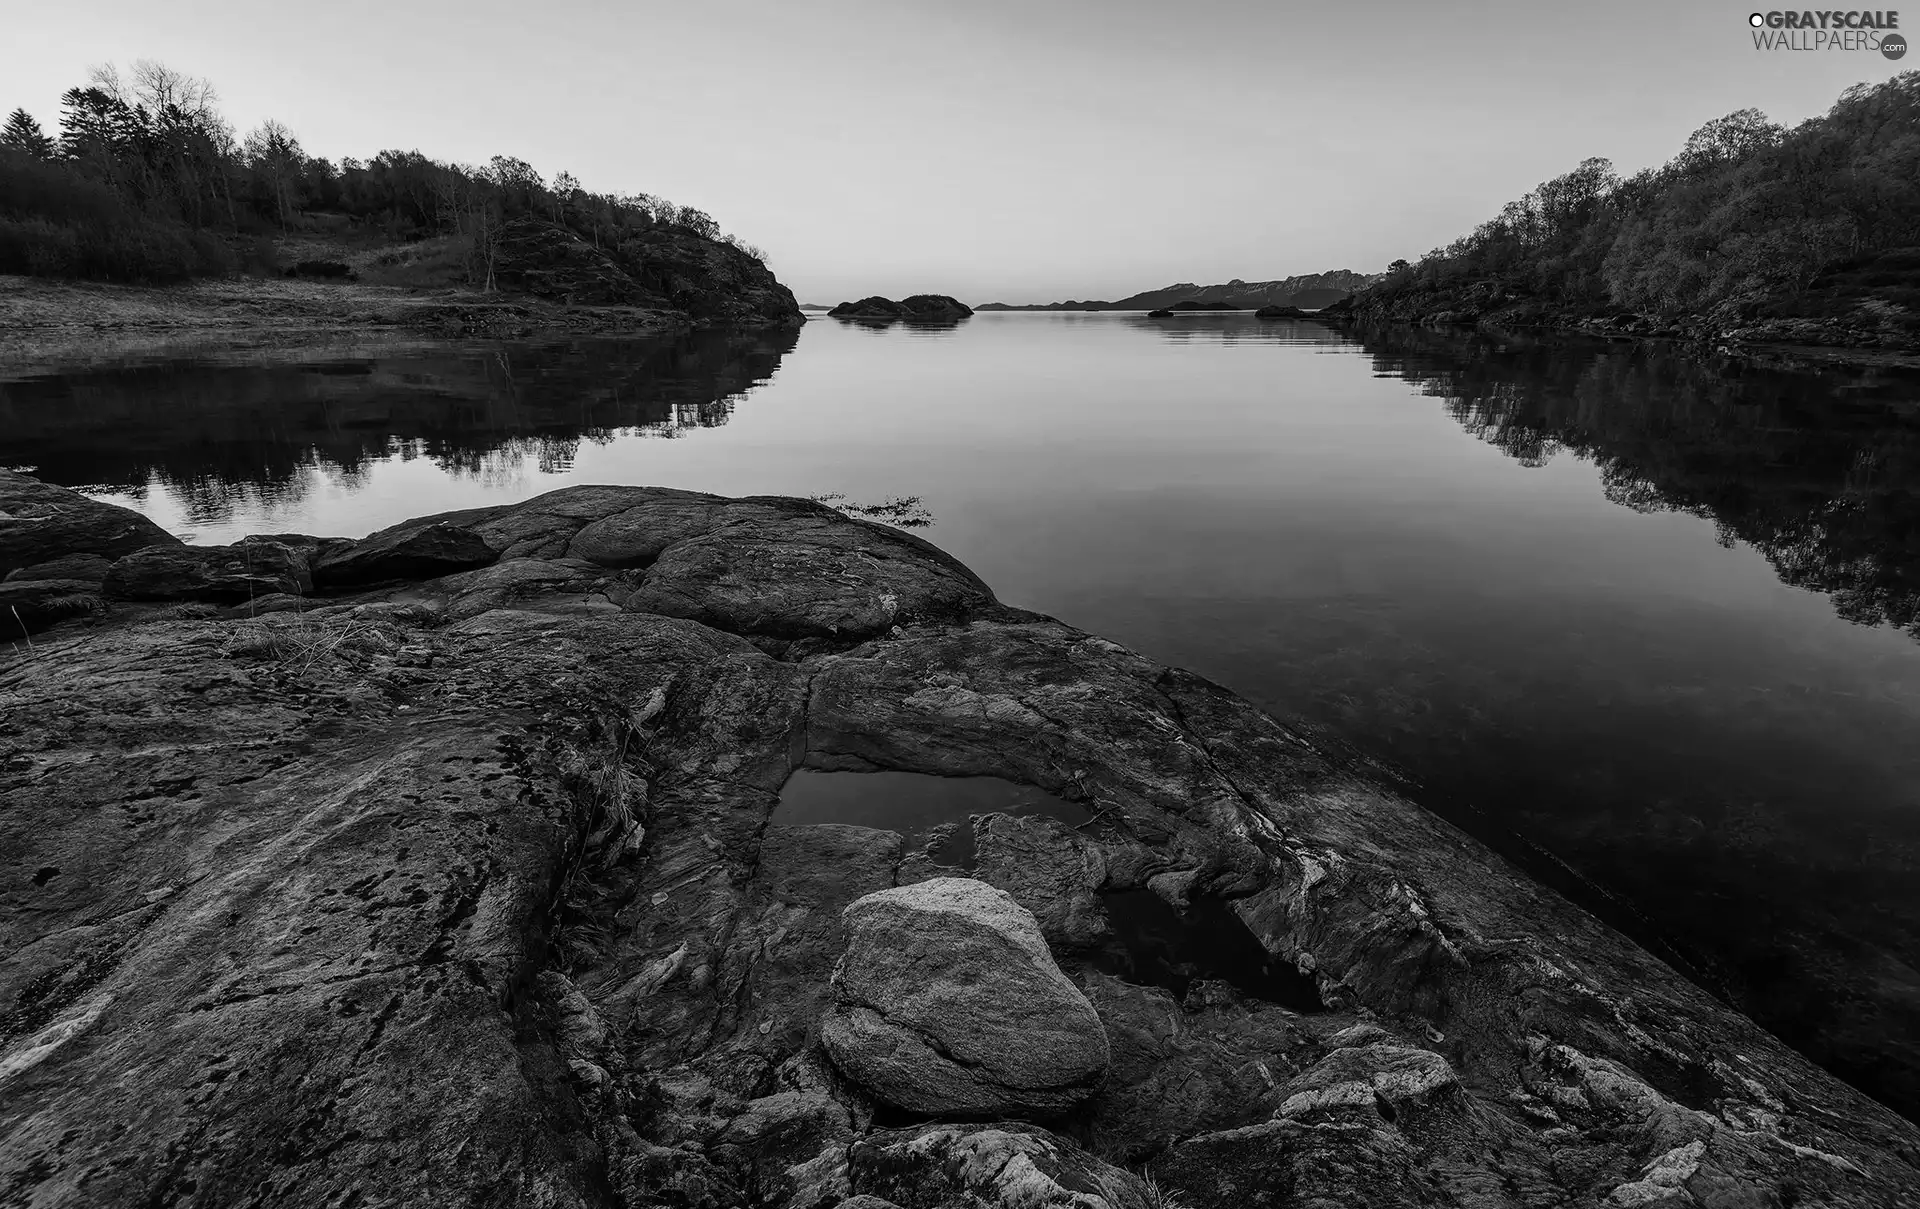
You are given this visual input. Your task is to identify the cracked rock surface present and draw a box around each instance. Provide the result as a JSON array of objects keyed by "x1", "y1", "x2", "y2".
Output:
[{"x1": 1, "y1": 475, "x2": 1918, "y2": 1208}]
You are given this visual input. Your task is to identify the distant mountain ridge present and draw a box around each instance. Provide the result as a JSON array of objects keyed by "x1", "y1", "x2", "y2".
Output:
[{"x1": 978, "y1": 269, "x2": 1382, "y2": 311}]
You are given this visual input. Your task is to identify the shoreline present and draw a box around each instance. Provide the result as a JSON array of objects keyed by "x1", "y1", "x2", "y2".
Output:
[
  {"x1": 0, "y1": 273, "x2": 703, "y2": 377},
  {"x1": 1321, "y1": 301, "x2": 1920, "y2": 372}
]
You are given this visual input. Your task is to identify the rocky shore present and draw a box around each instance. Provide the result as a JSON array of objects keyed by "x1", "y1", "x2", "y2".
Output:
[
  {"x1": 1322, "y1": 285, "x2": 1920, "y2": 369},
  {"x1": 3, "y1": 469, "x2": 1919, "y2": 1207}
]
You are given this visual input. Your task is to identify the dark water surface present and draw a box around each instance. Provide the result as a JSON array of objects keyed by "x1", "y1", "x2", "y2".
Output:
[
  {"x1": 773, "y1": 769, "x2": 1090, "y2": 865},
  {"x1": 7, "y1": 313, "x2": 1920, "y2": 1116}
]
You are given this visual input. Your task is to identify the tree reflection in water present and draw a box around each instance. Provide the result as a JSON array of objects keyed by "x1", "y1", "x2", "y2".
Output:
[
  {"x1": 1351, "y1": 323, "x2": 1920, "y2": 640},
  {"x1": 0, "y1": 326, "x2": 799, "y2": 530}
]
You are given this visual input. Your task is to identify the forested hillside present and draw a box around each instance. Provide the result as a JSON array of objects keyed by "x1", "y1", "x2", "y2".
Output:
[
  {"x1": 0, "y1": 60, "x2": 767, "y2": 286},
  {"x1": 1339, "y1": 72, "x2": 1920, "y2": 347}
]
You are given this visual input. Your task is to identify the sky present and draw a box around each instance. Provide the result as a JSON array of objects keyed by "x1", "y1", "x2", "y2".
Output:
[{"x1": 3, "y1": 1, "x2": 1910, "y2": 303}]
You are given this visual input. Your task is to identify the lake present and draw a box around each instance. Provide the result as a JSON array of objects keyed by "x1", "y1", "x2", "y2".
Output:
[{"x1": 7, "y1": 311, "x2": 1920, "y2": 1118}]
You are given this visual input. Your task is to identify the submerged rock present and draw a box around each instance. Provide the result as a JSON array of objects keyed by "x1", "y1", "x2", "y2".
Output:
[
  {"x1": 821, "y1": 878, "x2": 1109, "y2": 1115},
  {"x1": 1, "y1": 471, "x2": 1917, "y2": 1207}
]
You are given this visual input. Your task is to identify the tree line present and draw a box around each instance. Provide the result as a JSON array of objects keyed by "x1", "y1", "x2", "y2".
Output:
[
  {"x1": 1364, "y1": 72, "x2": 1920, "y2": 325},
  {"x1": 0, "y1": 60, "x2": 767, "y2": 285}
]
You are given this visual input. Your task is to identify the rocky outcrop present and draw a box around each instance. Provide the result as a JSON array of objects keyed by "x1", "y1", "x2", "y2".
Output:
[
  {"x1": 847, "y1": 1124, "x2": 1148, "y2": 1208},
  {"x1": 2, "y1": 554, "x2": 112, "y2": 584},
  {"x1": 621, "y1": 225, "x2": 801, "y2": 326},
  {"x1": 828, "y1": 295, "x2": 973, "y2": 322},
  {"x1": 0, "y1": 577, "x2": 104, "y2": 638},
  {"x1": 311, "y1": 519, "x2": 498, "y2": 587},
  {"x1": 821, "y1": 878, "x2": 1109, "y2": 1115},
  {"x1": 491, "y1": 220, "x2": 658, "y2": 307},
  {"x1": 103, "y1": 542, "x2": 311, "y2": 603},
  {"x1": 0, "y1": 468, "x2": 178, "y2": 580},
  {"x1": 1254, "y1": 304, "x2": 1307, "y2": 319},
  {"x1": 490, "y1": 217, "x2": 803, "y2": 325},
  {"x1": 2, "y1": 472, "x2": 1919, "y2": 1207}
]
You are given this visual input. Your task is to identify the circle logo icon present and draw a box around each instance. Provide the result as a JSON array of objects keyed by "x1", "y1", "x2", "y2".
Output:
[
  {"x1": 1749, "y1": 12, "x2": 1765, "y2": 26},
  {"x1": 1885, "y1": 32, "x2": 1909, "y2": 59}
]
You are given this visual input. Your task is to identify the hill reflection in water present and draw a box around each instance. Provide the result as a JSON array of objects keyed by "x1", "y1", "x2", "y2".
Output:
[
  {"x1": 1123, "y1": 313, "x2": 1920, "y2": 644},
  {"x1": 0, "y1": 326, "x2": 799, "y2": 531},
  {"x1": 1351, "y1": 323, "x2": 1920, "y2": 642}
]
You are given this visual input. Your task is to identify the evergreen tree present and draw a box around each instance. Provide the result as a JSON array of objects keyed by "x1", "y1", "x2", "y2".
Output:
[{"x1": 0, "y1": 108, "x2": 55, "y2": 158}]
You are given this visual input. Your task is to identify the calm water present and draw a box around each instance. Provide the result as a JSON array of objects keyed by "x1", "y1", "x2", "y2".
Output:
[{"x1": 7, "y1": 312, "x2": 1920, "y2": 1115}]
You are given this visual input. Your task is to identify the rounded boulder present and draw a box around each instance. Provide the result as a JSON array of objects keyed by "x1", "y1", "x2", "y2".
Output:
[{"x1": 820, "y1": 877, "x2": 1109, "y2": 1116}]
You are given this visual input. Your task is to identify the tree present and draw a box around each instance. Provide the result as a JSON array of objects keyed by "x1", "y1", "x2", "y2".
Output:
[
  {"x1": 549, "y1": 170, "x2": 580, "y2": 222},
  {"x1": 1, "y1": 109, "x2": 55, "y2": 159},
  {"x1": 673, "y1": 205, "x2": 720, "y2": 240},
  {"x1": 1675, "y1": 108, "x2": 1784, "y2": 174},
  {"x1": 243, "y1": 119, "x2": 304, "y2": 228},
  {"x1": 8, "y1": 59, "x2": 771, "y2": 287},
  {"x1": 486, "y1": 155, "x2": 543, "y2": 214},
  {"x1": 431, "y1": 164, "x2": 504, "y2": 290},
  {"x1": 58, "y1": 87, "x2": 136, "y2": 162}
]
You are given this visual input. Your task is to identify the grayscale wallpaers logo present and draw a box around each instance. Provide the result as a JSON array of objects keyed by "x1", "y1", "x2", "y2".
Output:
[{"x1": 1747, "y1": 9, "x2": 1904, "y2": 55}]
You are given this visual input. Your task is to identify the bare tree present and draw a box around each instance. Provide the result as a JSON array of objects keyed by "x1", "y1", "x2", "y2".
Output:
[{"x1": 432, "y1": 165, "x2": 503, "y2": 291}]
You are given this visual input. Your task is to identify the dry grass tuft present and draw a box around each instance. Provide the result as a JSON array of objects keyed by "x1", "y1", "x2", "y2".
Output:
[
  {"x1": 357, "y1": 235, "x2": 472, "y2": 289},
  {"x1": 221, "y1": 614, "x2": 401, "y2": 675}
]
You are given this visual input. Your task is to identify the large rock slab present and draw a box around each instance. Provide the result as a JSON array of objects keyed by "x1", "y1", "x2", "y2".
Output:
[
  {"x1": 820, "y1": 877, "x2": 1109, "y2": 1116},
  {"x1": 2, "y1": 553, "x2": 112, "y2": 584},
  {"x1": 312, "y1": 519, "x2": 499, "y2": 586},
  {"x1": 103, "y1": 542, "x2": 311, "y2": 603},
  {"x1": 0, "y1": 578, "x2": 103, "y2": 637},
  {"x1": 622, "y1": 502, "x2": 995, "y2": 642},
  {"x1": 0, "y1": 469, "x2": 178, "y2": 579},
  {"x1": 565, "y1": 498, "x2": 728, "y2": 567}
]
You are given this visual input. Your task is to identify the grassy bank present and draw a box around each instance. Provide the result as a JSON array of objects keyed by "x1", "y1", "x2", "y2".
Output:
[{"x1": 0, "y1": 265, "x2": 684, "y2": 377}]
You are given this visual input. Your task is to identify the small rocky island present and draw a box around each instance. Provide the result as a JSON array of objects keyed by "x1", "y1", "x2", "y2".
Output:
[
  {"x1": 1147, "y1": 300, "x2": 1246, "y2": 317},
  {"x1": 827, "y1": 295, "x2": 973, "y2": 322},
  {"x1": 3, "y1": 467, "x2": 1918, "y2": 1207}
]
